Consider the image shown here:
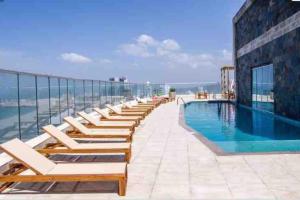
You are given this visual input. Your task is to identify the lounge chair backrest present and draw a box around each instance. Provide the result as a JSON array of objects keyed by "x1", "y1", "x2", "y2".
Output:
[
  {"x1": 121, "y1": 102, "x2": 126, "y2": 107},
  {"x1": 77, "y1": 111, "x2": 100, "y2": 126},
  {"x1": 124, "y1": 103, "x2": 132, "y2": 108},
  {"x1": 136, "y1": 97, "x2": 147, "y2": 103},
  {"x1": 140, "y1": 99, "x2": 148, "y2": 103},
  {"x1": 0, "y1": 138, "x2": 56, "y2": 175},
  {"x1": 131, "y1": 100, "x2": 139, "y2": 105},
  {"x1": 106, "y1": 104, "x2": 121, "y2": 114},
  {"x1": 93, "y1": 108, "x2": 111, "y2": 119},
  {"x1": 64, "y1": 116, "x2": 90, "y2": 134},
  {"x1": 42, "y1": 125, "x2": 78, "y2": 149}
]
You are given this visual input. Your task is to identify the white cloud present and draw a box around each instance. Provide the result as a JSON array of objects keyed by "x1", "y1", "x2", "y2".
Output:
[
  {"x1": 157, "y1": 39, "x2": 180, "y2": 56},
  {"x1": 137, "y1": 34, "x2": 157, "y2": 46},
  {"x1": 118, "y1": 34, "x2": 179, "y2": 58},
  {"x1": 99, "y1": 58, "x2": 112, "y2": 64},
  {"x1": 61, "y1": 53, "x2": 92, "y2": 63},
  {"x1": 161, "y1": 39, "x2": 180, "y2": 51},
  {"x1": 221, "y1": 49, "x2": 232, "y2": 61},
  {"x1": 119, "y1": 43, "x2": 153, "y2": 58},
  {"x1": 118, "y1": 34, "x2": 232, "y2": 69}
]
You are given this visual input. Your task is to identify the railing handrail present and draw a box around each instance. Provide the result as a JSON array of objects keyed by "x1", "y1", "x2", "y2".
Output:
[
  {"x1": 177, "y1": 97, "x2": 186, "y2": 105},
  {"x1": 0, "y1": 67, "x2": 164, "y2": 85}
]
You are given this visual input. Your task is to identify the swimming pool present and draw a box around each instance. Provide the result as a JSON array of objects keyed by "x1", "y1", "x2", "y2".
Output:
[{"x1": 184, "y1": 102, "x2": 300, "y2": 153}]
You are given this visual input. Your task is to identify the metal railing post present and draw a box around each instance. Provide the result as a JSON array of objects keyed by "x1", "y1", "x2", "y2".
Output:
[
  {"x1": 58, "y1": 78, "x2": 61, "y2": 123},
  {"x1": 66, "y1": 79, "x2": 69, "y2": 116},
  {"x1": 17, "y1": 73, "x2": 21, "y2": 139},
  {"x1": 48, "y1": 77, "x2": 51, "y2": 124},
  {"x1": 83, "y1": 80, "x2": 86, "y2": 111},
  {"x1": 35, "y1": 75, "x2": 39, "y2": 134}
]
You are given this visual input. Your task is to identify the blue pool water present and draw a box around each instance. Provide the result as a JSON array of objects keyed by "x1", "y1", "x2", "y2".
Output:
[{"x1": 184, "y1": 102, "x2": 300, "y2": 153}]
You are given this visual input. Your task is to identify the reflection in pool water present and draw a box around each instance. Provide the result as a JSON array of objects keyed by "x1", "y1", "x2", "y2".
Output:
[{"x1": 184, "y1": 102, "x2": 300, "y2": 153}]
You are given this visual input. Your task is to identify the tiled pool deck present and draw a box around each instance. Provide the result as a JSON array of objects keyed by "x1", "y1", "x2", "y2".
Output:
[{"x1": 2, "y1": 101, "x2": 300, "y2": 199}]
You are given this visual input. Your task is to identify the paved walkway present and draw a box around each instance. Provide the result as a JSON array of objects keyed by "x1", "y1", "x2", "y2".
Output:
[{"x1": 2, "y1": 102, "x2": 300, "y2": 199}]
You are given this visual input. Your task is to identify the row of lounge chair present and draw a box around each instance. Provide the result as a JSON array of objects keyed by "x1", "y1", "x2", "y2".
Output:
[{"x1": 0, "y1": 98, "x2": 166, "y2": 196}]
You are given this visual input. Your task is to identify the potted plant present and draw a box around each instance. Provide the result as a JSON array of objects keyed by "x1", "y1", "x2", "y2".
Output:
[{"x1": 169, "y1": 88, "x2": 176, "y2": 100}]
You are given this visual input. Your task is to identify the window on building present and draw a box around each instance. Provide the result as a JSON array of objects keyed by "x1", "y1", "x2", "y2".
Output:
[{"x1": 252, "y1": 64, "x2": 274, "y2": 112}]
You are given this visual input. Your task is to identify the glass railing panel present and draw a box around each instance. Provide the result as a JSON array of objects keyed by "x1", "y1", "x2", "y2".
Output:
[
  {"x1": 111, "y1": 82, "x2": 116, "y2": 105},
  {"x1": 113, "y1": 82, "x2": 117, "y2": 105},
  {"x1": 92, "y1": 80, "x2": 100, "y2": 108},
  {"x1": 37, "y1": 76, "x2": 50, "y2": 133},
  {"x1": 19, "y1": 74, "x2": 38, "y2": 141},
  {"x1": 60, "y1": 78, "x2": 68, "y2": 119},
  {"x1": 106, "y1": 82, "x2": 112, "y2": 105},
  {"x1": 100, "y1": 81, "x2": 106, "y2": 108},
  {"x1": 119, "y1": 82, "x2": 125, "y2": 102},
  {"x1": 0, "y1": 72, "x2": 19, "y2": 142},
  {"x1": 0, "y1": 68, "x2": 163, "y2": 143},
  {"x1": 74, "y1": 80, "x2": 84, "y2": 114},
  {"x1": 131, "y1": 84, "x2": 137, "y2": 98},
  {"x1": 49, "y1": 77, "x2": 60, "y2": 125},
  {"x1": 123, "y1": 83, "x2": 132, "y2": 101},
  {"x1": 114, "y1": 82, "x2": 120, "y2": 105},
  {"x1": 84, "y1": 80, "x2": 93, "y2": 112},
  {"x1": 67, "y1": 79, "x2": 75, "y2": 116}
]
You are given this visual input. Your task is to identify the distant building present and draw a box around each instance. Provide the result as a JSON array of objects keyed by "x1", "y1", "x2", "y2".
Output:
[
  {"x1": 233, "y1": 0, "x2": 300, "y2": 120},
  {"x1": 109, "y1": 77, "x2": 128, "y2": 82},
  {"x1": 119, "y1": 76, "x2": 128, "y2": 83}
]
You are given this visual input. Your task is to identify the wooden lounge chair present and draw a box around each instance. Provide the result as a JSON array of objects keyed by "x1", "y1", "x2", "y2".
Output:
[
  {"x1": 41, "y1": 125, "x2": 131, "y2": 162},
  {"x1": 77, "y1": 111, "x2": 136, "y2": 131},
  {"x1": 124, "y1": 101, "x2": 155, "y2": 110},
  {"x1": 0, "y1": 138, "x2": 127, "y2": 196},
  {"x1": 64, "y1": 116, "x2": 132, "y2": 142},
  {"x1": 93, "y1": 108, "x2": 141, "y2": 125},
  {"x1": 121, "y1": 102, "x2": 152, "y2": 114},
  {"x1": 136, "y1": 97, "x2": 160, "y2": 107},
  {"x1": 106, "y1": 104, "x2": 146, "y2": 118}
]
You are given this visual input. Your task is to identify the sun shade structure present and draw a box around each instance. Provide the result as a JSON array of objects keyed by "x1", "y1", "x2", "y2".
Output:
[
  {"x1": 0, "y1": 138, "x2": 127, "y2": 196},
  {"x1": 42, "y1": 125, "x2": 132, "y2": 162}
]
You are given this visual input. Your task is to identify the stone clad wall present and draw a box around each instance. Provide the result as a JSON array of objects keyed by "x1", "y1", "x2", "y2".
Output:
[
  {"x1": 235, "y1": 0, "x2": 300, "y2": 120},
  {"x1": 235, "y1": 0, "x2": 300, "y2": 50}
]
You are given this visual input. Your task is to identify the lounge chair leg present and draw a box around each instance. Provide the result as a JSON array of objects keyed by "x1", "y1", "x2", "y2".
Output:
[
  {"x1": 118, "y1": 178, "x2": 126, "y2": 196},
  {"x1": 125, "y1": 150, "x2": 131, "y2": 163}
]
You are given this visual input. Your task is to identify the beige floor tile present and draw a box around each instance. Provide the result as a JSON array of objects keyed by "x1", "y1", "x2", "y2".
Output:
[
  {"x1": 190, "y1": 184, "x2": 232, "y2": 199},
  {"x1": 151, "y1": 184, "x2": 190, "y2": 199},
  {"x1": 228, "y1": 183, "x2": 276, "y2": 199}
]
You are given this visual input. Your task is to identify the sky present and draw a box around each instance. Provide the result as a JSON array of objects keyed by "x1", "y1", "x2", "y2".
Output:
[{"x1": 0, "y1": 0, "x2": 244, "y2": 83}]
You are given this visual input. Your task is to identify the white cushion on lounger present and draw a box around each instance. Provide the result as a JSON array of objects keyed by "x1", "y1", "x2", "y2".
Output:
[
  {"x1": 43, "y1": 124, "x2": 79, "y2": 149},
  {"x1": 48, "y1": 162, "x2": 126, "y2": 175},
  {"x1": 0, "y1": 138, "x2": 56, "y2": 175}
]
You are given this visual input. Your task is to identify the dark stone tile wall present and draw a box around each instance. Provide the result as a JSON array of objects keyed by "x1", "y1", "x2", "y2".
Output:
[
  {"x1": 236, "y1": 0, "x2": 300, "y2": 50},
  {"x1": 236, "y1": 29, "x2": 300, "y2": 120},
  {"x1": 235, "y1": 0, "x2": 300, "y2": 120}
]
